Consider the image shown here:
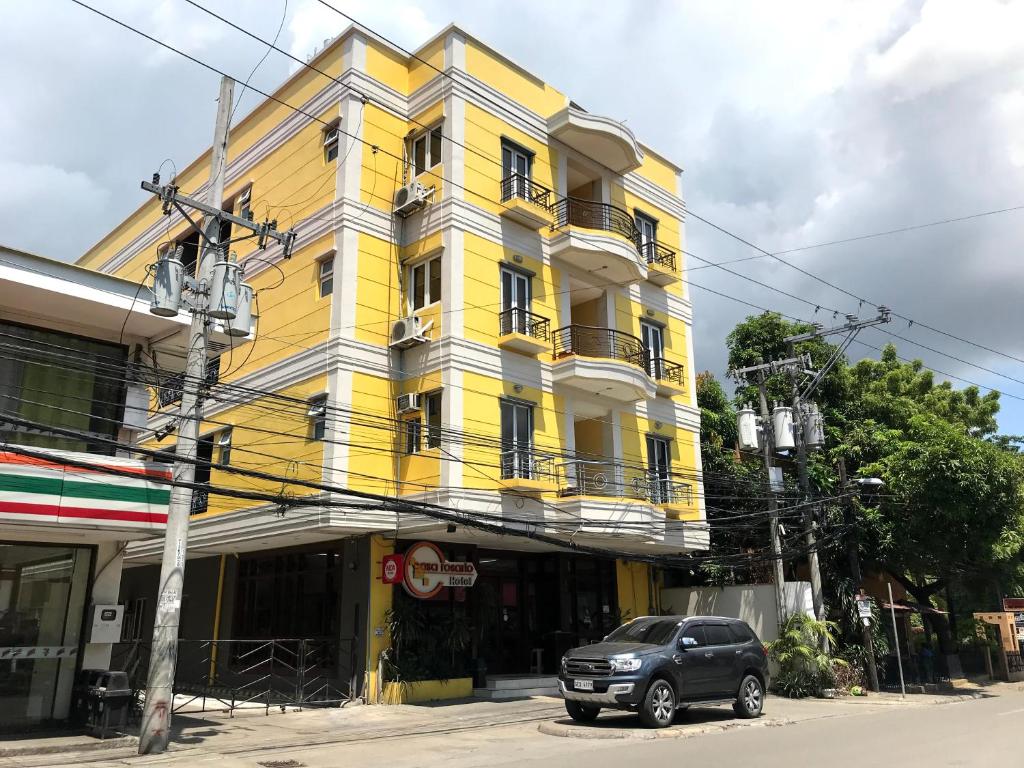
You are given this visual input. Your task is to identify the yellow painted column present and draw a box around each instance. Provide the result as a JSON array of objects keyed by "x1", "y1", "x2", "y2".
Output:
[
  {"x1": 616, "y1": 560, "x2": 650, "y2": 622},
  {"x1": 365, "y1": 536, "x2": 395, "y2": 703}
]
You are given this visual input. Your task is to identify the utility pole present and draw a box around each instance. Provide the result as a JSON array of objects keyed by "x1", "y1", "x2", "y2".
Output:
[
  {"x1": 731, "y1": 355, "x2": 805, "y2": 630},
  {"x1": 839, "y1": 457, "x2": 879, "y2": 692},
  {"x1": 138, "y1": 75, "x2": 234, "y2": 756},
  {"x1": 138, "y1": 78, "x2": 295, "y2": 756}
]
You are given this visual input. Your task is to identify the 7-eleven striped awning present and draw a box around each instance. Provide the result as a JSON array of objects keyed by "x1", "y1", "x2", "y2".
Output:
[{"x1": 0, "y1": 447, "x2": 171, "y2": 531}]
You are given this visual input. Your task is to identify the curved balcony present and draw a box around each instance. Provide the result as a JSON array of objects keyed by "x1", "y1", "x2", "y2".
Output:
[
  {"x1": 551, "y1": 325, "x2": 656, "y2": 403},
  {"x1": 497, "y1": 307, "x2": 550, "y2": 356},
  {"x1": 549, "y1": 198, "x2": 646, "y2": 284},
  {"x1": 548, "y1": 106, "x2": 644, "y2": 173},
  {"x1": 499, "y1": 173, "x2": 554, "y2": 229}
]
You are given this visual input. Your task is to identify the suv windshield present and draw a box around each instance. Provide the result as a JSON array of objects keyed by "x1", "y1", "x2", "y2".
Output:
[{"x1": 605, "y1": 618, "x2": 679, "y2": 645}]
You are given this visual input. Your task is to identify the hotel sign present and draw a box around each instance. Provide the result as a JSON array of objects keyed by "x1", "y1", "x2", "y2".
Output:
[{"x1": 402, "y1": 541, "x2": 477, "y2": 599}]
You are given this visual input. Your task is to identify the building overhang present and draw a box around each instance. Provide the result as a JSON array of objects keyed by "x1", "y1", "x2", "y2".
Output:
[
  {"x1": 549, "y1": 228, "x2": 646, "y2": 285},
  {"x1": 551, "y1": 355, "x2": 657, "y2": 404},
  {"x1": 548, "y1": 106, "x2": 644, "y2": 174}
]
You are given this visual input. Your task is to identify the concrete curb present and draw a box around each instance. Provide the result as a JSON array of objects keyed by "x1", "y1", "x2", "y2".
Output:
[
  {"x1": 538, "y1": 717, "x2": 792, "y2": 741},
  {"x1": 0, "y1": 735, "x2": 137, "y2": 758}
]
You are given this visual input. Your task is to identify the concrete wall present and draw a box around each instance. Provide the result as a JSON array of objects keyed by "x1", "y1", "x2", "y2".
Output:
[{"x1": 661, "y1": 582, "x2": 814, "y2": 643}]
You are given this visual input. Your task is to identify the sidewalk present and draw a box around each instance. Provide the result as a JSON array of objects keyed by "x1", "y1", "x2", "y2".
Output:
[{"x1": 0, "y1": 686, "x2": 1003, "y2": 768}]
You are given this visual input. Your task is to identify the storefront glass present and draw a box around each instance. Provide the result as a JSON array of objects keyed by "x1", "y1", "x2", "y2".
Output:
[{"x1": 0, "y1": 542, "x2": 92, "y2": 729}]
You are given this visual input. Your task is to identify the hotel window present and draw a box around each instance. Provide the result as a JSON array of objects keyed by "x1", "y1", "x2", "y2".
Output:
[
  {"x1": 324, "y1": 123, "x2": 340, "y2": 162},
  {"x1": 404, "y1": 418, "x2": 422, "y2": 455},
  {"x1": 218, "y1": 428, "x2": 232, "y2": 466},
  {"x1": 408, "y1": 255, "x2": 442, "y2": 311},
  {"x1": 500, "y1": 399, "x2": 534, "y2": 479},
  {"x1": 319, "y1": 256, "x2": 335, "y2": 298},
  {"x1": 308, "y1": 395, "x2": 328, "y2": 441},
  {"x1": 411, "y1": 125, "x2": 443, "y2": 176},
  {"x1": 424, "y1": 391, "x2": 442, "y2": 448},
  {"x1": 236, "y1": 185, "x2": 252, "y2": 220}
]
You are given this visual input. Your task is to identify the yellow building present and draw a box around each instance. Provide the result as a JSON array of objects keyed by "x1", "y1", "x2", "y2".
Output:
[{"x1": 78, "y1": 24, "x2": 707, "y2": 700}]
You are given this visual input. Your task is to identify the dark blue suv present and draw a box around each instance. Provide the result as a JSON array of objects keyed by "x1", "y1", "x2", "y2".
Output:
[{"x1": 558, "y1": 615, "x2": 769, "y2": 728}]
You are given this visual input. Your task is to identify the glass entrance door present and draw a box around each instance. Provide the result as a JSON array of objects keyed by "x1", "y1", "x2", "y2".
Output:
[
  {"x1": 501, "y1": 268, "x2": 532, "y2": 335},
  {"x1": 646, "y1": 435, "x2": 672, "y2": 504},
  {"x1": 641, "y1": 321, "x2": 665, "y2": 379},
  {"x1": 0, "y1": 543, "x2": 92, "y2": 728}
]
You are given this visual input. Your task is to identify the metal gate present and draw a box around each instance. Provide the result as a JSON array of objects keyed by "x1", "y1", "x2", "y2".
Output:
[{"x1": 113, "y1": 637, "x2": 354, "y2": 715}]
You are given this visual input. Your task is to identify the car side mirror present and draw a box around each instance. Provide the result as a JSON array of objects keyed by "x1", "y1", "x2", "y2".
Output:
[{"x1": 677, "y1": 637, "x2": 698, "y2": 650}]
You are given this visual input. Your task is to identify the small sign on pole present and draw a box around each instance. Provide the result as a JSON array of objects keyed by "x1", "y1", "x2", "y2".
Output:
[{"x1": 856, "y1": 596, "x2": 874, "y2": 625}]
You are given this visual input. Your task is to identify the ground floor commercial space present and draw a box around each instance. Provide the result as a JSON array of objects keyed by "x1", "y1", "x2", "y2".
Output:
[
  {"x1": 117, "y1": 534, "x2": 659, "y2": 703},
  {"x1": 0, "y1": 538, "x2": 127, "y2": 730}
]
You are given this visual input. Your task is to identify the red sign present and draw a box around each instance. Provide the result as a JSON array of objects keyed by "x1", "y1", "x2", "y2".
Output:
[
  {"x1": 402, "y1": 541, "x2": 478, "y2": 599},
  {"x1": 381, "y1": 554, "x2": 404, "y2": 585},
  {"x1": 1003, "y1": 598, "x2": 1024, "y2": 611}
]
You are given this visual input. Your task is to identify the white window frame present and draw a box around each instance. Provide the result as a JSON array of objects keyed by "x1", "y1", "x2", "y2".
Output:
[
  {"x1": 237, "y1": 185, "x2": 252, "y2": 220},
  {"x1": 424, "y1": 390, "x2": 442, "y2": 449},
  {"x1": 319, "y1": 255, "x2": 335, "y2": 298},
  {"x1": 404, "y1": 417, "x2": 422, "y2": 455},
  {"x1": 324, "y1": 123, "x2": 340, "y2": 162},
  {"x1": 218, "y1": 428, "x2": 233, "y2": 466},
  {"x1": 308, "y1": 395, "x2": 328, "y2": 440},
  {"x1": 408, "y1": 255, "x2": 442, "y2": 312},
  {"x1": 411, "y1": 125, "x2": 443, "y2": 176}
]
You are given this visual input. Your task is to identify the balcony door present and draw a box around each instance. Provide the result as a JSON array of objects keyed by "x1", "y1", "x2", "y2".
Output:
[
  {"x1": 641, "y1": 320, "x2": 665, "y2": 379},
  {"x1": 646, "y1": 435, "x2": 671, "y2": 504},
  {"x1": 501, "y1": 268, "x2": 532, "y2": 335},
  {"x1": 635, "y1": 212, "x2": 657, "y2": 256},
  {"x1": 502, "y1": 143, "x2": 531, "y2": 199},
  {"x1": 500, "y1": 399, "x2": 534, "y2": 479}
]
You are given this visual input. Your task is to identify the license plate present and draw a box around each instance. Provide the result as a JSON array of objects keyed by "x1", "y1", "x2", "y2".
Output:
[{"x1": 573, "y1": 679, "x2": 594, "y2": 691}]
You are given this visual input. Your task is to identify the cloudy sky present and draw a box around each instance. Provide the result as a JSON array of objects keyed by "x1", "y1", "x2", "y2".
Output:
[{"x1": 3, "y1": 0, "x2": 1024, "y2": 433}]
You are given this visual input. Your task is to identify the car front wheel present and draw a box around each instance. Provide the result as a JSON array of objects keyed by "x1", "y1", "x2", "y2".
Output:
[
  {"x1": 639, "y1": 679, "x2": 676, "y2": 728},
  {"x1": 733, "y1": 674, "x2": 764, "y2": 719},
  {"x1": 565, "y1": 700, "x2": 601, "y2": 722}
]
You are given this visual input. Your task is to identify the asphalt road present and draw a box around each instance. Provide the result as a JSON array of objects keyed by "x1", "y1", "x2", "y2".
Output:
[{"x1": 518, "y1": 693, "x2": 1023, "y2": 768}]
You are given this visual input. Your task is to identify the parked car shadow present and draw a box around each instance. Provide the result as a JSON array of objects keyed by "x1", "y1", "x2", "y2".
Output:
[{"x1": 554, "y1": 705, "x2": 738, "y2": 732}]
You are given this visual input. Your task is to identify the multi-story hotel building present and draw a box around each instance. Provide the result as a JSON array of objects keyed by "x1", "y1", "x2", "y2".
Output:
[{"x1": 77, "y1": 24, "x2": 707, "y2": 701}]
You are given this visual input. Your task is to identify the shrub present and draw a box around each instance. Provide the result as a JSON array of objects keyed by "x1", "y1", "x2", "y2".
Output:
[{"x1": 767, "y1": 613, "x2": 847, "y2": 698}]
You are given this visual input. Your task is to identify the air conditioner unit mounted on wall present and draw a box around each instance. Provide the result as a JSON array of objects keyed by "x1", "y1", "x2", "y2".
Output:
[
  {"x1": 393, "y1": 181, "x2": 430, "y2": 217},
  {"x1": 396, "y1": 393, "x2": 421, "y2": 414}
]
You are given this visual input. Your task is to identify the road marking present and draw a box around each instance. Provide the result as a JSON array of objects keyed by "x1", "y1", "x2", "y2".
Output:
[{"x1": 997, "y1": 707, "x2": 1024, "y2": 716}]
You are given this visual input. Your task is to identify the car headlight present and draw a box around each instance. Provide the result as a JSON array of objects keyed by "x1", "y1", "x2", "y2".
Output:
[
  {"x1": 610, "y1": 657, "x2": 642, "y2": 672},
  {"x1": 560, "y1": 656, "x2": 568, "y2": 673}
]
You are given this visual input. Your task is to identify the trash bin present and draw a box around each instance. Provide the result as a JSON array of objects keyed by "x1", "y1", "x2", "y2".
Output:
[{"x1": 71, "y1": 669, "x2": 132, "y2": 738}]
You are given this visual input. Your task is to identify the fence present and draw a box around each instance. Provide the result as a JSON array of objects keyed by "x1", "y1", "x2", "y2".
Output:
[{"x1": 112, "y1": 637, "x2": 354, "y2": 716}]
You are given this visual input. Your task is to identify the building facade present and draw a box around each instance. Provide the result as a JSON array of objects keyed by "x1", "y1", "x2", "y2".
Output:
[
  {"x1": 77, "y1": 24, "x2": 706, "y2": 699},
  {"x1": 0, "y1": 246, "x2": 204, "y2": 727}
]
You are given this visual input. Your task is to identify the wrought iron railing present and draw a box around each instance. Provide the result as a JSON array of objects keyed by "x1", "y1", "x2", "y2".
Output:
[
  {"x1": 638, "y1": 240, "x2": 677, "y2": 271},
  {"x1": 556, "y1": 460, "x2": 693, "y2": 507},
  {"x1": 500, "y1": 173, "x2": 552, "y2": 210},
  {"x1": 500, "y1": 449, "x2": 555, "y2": 481},
  {"x1": 549, "y1": 197, "x2": 640, "y2": 245},
  {"x1": 647, "y1": 356, "x2": 686, "y2": 388},
  {"x1": 552, "y1": 325, "x2": 646, "y2": 368},
  {"x1": 499, "y1": 307, "x2": 550, "y2": 341}
]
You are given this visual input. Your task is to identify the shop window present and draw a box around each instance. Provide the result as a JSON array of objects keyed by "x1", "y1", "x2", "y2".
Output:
[
  {"x1": 308, "y1": 394, "x2": 328, "y2": 440},
  {"x1": 408, "y1": 255, "x2": 442, "y2": 311},
  {"x1": 424, "y1": 391, "x2": 442, "y2": 448},
  {"x1": 411, "y1": 125, "x2": 443, "y2": 176}
]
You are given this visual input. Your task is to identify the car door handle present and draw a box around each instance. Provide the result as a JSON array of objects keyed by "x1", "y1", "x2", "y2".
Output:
[
  {"x1": 672, "y1": 654, "x2": 684, "y2": 664},
  {"x1": 704, "y1": 652, "x2": 714, "y2": 659},
  {"x1": 735, "y1": 650, "x2": 743, "y2": 656}
]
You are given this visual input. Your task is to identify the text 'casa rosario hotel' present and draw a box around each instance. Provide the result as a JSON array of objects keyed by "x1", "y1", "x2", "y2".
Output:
[{"x1": 78, "y1": 23, "x2": 706, "y2": 701}]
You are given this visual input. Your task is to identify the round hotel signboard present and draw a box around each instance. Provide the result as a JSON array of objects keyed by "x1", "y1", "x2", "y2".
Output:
[{"x1": 402, "y1": 541, "x2": 478, "y2": 599}]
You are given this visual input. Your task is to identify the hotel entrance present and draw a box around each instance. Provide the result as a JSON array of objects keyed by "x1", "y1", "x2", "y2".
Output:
[{"x1": 390, "y1": 543, "x2": 622, "y2": 682}]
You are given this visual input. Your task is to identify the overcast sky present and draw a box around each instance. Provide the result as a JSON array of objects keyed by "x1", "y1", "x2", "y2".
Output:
[{"x1": 3, "y1": 1, "x2": 1024, "y2": 433}]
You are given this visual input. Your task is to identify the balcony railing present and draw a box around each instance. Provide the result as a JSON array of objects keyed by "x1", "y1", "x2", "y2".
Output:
[
  {"x1": 647, "y1": 356, "x2": 686, "y2": 388},
  {"x1": 552, "y1": 325, "x2": 646, "y2": 368},
  {"x1": 638, "y1": 240, "x2": 677, "y2": 271},
  {"x1": 500, "y1": 449, "x2": 555, "y2": 481},
  {"x1": 557, "y1": 461, "x2": 692, "y2": 506},
  {"x1": 499, "y1": 307, "x2": 550, "y2": 341},
  {"x1": 500, "y1": 173, "x2": 552, "y2": 210},
  {"x1": 549, "y1": 197, "x2": 640, "y2": 246}
]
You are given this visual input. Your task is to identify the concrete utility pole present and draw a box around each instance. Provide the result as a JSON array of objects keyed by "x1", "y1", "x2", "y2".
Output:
[
  {"x1": 839, "y1": 457, "x2": 880, "y2": 692},
  {"x1": 139, "y1": 75, "x2": 235, "y2": 755},
  {"x1": 731, "y1": 356, "x2": 805, "y2": 630}
]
